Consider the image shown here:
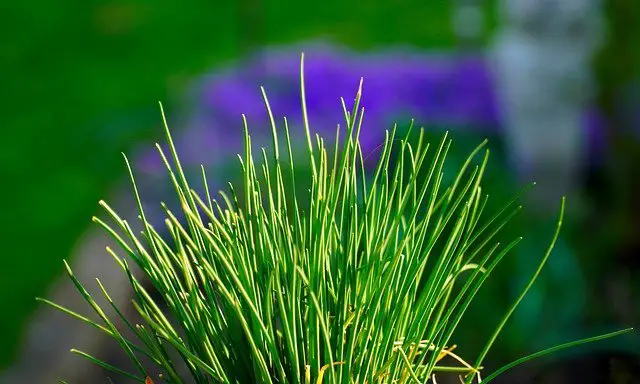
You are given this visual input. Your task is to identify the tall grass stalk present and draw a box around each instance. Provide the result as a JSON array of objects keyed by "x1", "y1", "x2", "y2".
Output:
[{"x1": 43, "y1": 54, "x2": 631, "y2": 383}]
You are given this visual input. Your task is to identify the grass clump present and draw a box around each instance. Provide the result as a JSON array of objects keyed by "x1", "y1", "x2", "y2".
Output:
[{"x1": 43, "y1": 55, "x2": 631, "y2": 383}]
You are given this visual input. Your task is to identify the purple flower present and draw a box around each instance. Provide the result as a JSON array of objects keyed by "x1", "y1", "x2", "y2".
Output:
[{"x1": 134, "y1": 40, "x2": 610, "y2": 184}]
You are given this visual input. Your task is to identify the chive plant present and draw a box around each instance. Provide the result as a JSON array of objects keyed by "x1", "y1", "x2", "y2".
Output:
[{"x1": 43, "y1": 55, "x2": 631, "y2": 384}]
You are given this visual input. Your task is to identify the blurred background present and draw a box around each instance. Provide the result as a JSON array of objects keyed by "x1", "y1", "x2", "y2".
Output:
[{"x1": 1, "y1": 0, "x2": 639, "y2": 382}]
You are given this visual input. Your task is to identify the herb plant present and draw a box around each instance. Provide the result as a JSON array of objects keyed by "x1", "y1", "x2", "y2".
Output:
[{"x1": 43, "y1": 55, "x2": 631, "y2": 383}]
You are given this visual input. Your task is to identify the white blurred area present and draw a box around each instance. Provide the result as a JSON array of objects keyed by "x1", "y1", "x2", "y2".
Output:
[
  {"x1": 456, "y1": 0, "x2": 604, "y2": 211},
  {"x1": 490, "y1": 0, "x2": 604, "y2": 211}
]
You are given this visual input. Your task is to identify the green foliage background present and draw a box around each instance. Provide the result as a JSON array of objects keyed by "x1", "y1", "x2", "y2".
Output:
[{"x1": 2, "y1": 0, "x2": 638, "y2": 373}]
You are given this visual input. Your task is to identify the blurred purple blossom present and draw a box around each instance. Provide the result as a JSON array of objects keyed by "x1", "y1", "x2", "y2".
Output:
[{"x1": 134, "y1": 40, "x2": 611, "y2": 181}]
